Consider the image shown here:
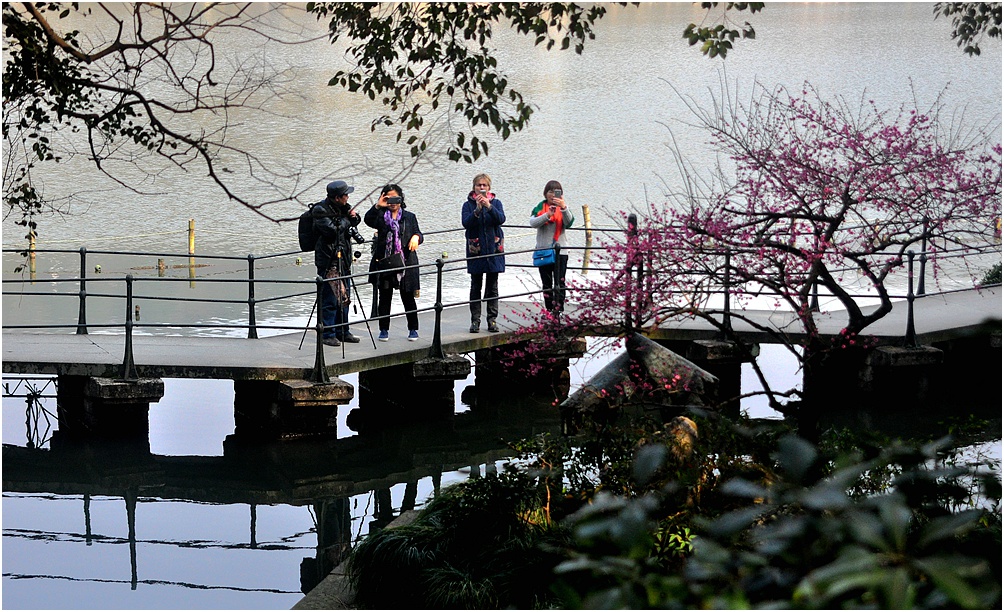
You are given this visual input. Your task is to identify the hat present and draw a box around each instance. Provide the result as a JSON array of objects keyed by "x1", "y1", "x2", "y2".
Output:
[{"x1": 326, "y1": 180, "x2": 354, "y2": 198}]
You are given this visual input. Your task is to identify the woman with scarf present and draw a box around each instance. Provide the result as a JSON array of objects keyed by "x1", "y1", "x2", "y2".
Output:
[
  {"x1": 529, "y1": 180, "x2": 575, "y2": 313},
  {"x1": 461, "y1": 173, "x2": 507, "y2": 333},
  {"x1": 365, "y1": 184, "x2": 424, "y2": 341}
]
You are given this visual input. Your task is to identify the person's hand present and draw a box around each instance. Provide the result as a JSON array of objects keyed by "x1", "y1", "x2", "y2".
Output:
[
  {"x1": 408, "y1": 235, "x2": 420, "y2": 251},
  {"x1": 553, "y1": 196, "x2": 566, "y2": 210}
]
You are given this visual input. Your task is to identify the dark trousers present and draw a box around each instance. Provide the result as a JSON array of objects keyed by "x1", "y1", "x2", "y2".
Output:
[
  {"x1": 469, "y1": 272, "x2": 499, "y2": 323},
  {"x1": 538, "y1": 254, "x2": 568, "y2": 312},
  {"x1": 319, "y1": 267, "x2": 351, "y2": 339},
  {"x1": 378, "y1": 287, "x2": 418, "y2": 332}
]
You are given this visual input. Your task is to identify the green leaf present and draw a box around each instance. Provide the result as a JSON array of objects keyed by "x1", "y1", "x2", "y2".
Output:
[
  {"x1": 775, "y1": 435, "x2": 818, "y2": 483},
  {"x1": 914, "y1": 557, "x2": 982, "y2": 608},
  {"x1": 633, "y1": 444, "x2": 668, "y2": 485},
  {"x1": 916, "y1": 510, "x2": 980, "y2": 549},
  {"x1": 718, "y1": 477, "x2": 768, "y2": 500}
]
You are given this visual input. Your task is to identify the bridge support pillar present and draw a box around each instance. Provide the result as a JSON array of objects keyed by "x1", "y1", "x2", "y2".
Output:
[
  {"x1": 234, "y1": 378, "x2": 354, "y2": 440},
  {"x1": 657, "y1": 340, "x2": 758, "y2": 418},
  {"x1": 350, "y1": 356, "x2": 471, "y2": 432},
  {"x1": 928, "y1": 330, "x2": 1001, "y2": 410},
  {"x1": 861, "y1": 345, "x2": 944, "y2": 401},
  {"x1": 56, "y1": 375, "x2": 164, "y2": 440},
  {"x1": 805, "y1": 344, "x2": 947, "y2": 436},
  {"x1": 472, "y1": 338, "x2": 586, "y2": 403}
]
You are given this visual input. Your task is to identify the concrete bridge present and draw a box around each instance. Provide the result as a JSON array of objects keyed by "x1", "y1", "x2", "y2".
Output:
[
  {"x1": 2, "y1": 287, "x2": 1000, "y2": 380},
  {"x1": 4, "y1": 286, "x2": 1000, "y2": 438},
  {"x1": 3, "y1": 231, "x2": 1001, "y2": 441}
]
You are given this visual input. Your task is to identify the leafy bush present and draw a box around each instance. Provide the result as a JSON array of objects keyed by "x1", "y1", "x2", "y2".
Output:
[
  {"x1": 980, "y1": 262, "x2": 1001, "y2": 286},
  {"x1": 346, "y1": 408, "x2": 1001, "y2": 609},
  {"x1": 553, "y1": 435, "x2": 1002, "y2": 609},
  {"x1": 346, "y1": 468, "x2": 571, "y2": 609}
]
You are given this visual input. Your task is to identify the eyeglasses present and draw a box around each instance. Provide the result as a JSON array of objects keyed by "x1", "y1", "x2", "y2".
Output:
[{"x1": 474, "y1": 183, "x2": 490, "y2": 187}]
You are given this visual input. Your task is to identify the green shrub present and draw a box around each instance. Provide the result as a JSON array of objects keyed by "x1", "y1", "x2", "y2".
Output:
[
  {"x1": 553, "y1": 435, "x2": 1003, "y2": 609},
  {"x1": 346, "y1": 469, "x2": 571, "y2": 609},
  {"x1": 980, "y1": 262, "x2": 1001, "y2": 286}
]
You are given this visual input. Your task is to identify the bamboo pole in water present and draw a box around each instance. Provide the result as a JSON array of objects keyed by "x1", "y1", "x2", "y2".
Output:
[
  {"x1": 581, "y1": 204, "x2": 593, "y2": 273},
  {"x1": 28, "y1": 230, "x2": 37, "y2": 282},
  {"x1": 188, "y1": 218, "x2": 196, "y2": 287}
]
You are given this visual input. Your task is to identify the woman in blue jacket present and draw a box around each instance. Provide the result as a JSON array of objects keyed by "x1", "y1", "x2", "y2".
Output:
[{"x1": 461, "y1": 173, "x2": 506, "y2": 333}]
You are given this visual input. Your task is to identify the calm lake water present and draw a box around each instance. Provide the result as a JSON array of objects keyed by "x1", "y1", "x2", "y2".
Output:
[{"x1": 3, "y1": 3, "x2": 1001, "y2": 609}]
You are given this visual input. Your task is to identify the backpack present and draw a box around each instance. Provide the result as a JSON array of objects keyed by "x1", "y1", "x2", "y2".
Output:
[{"x1": 298, "y1": 206, "x2": 316, "y2": 252}]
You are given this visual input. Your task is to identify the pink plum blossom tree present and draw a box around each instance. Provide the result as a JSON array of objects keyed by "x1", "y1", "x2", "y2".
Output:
[{"x1": 528, "y1": 81, "x2": 1001, "y2": 416}]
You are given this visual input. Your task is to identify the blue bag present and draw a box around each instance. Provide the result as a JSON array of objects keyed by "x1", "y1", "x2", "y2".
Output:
[{"x1": 532, "y1": 247, "x2": 555, "y2": 267}]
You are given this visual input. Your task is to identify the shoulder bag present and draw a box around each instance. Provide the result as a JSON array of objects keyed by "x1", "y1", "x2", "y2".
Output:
[{"x1": 532, "y1": 246, "x2": 555, "y2": 267}]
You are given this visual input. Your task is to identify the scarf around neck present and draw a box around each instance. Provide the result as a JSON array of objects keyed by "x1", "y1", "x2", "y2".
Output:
[
  {"x1": 537, "y1": 200, "x2": 564, "y2": 242},
  {"x1": 469, "y1": 191, "x2": 495, "y2": 206},
  {"x1": 384, "y1": 209, "x2": 403, "y2": 256}
]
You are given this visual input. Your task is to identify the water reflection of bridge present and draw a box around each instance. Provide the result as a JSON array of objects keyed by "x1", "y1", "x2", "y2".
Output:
[{"x1": 2, "y1": 394, "x2": 563, "y2": 595}]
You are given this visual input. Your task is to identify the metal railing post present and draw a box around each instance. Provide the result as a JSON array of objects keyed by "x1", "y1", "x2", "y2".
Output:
[
  {"x1": 919, "y1": 247, "x2": 927, "y2": 294},
  {"x1": 428, "y1": 258, "x2": 446, "y2": 360},
  {"x1": 121, "y1": 274, "x2": 138, "y2": 380},
  {"x1": 76, "y1": 247, "x2": 88, "y2": 334},
  {"x1": 553, "y1": 242, "x2": 563, "y2": 312},
  {"x1": 917, "y1": 218, "x2": 928, "y2": 296},
  {"x1": 722, "y1": 249, "x2": 733, "y2": 335},
  {"x1": 904, "y1": 250, "x2": 918, "y2": 348},
  {"x1": 310, "y1": 276, "x2": 329, "y2": 383},
  {"x1": 247, "y1": 254, "x2": 258, "y2": 339},
  {"x1": 625, "y1": 214, "x2": 637, "y2": 332}
]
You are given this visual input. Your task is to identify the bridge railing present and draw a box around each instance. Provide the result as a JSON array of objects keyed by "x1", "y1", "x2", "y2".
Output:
[
  {"x1": 2, "y1": 238, "x2": 600, "y2": 379},
  {"x1": 4, "y1": 218, "x2": 1000, "y2": 379}
]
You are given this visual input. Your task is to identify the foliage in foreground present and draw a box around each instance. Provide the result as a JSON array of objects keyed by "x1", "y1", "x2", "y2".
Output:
[
  {"x1": 346, "y1": 469, "x2": 570, "y2": 609},
  {"x1": 555, "y1": 433, "x2": 1001, "y2": 609},
  {"x1": 347, "y1": 409, "x2": 1001, "y2": 609}
]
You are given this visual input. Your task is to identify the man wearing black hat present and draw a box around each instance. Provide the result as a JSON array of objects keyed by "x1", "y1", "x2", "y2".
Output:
[{"x1": 313, "y1": 180, "x2": 362, "y2": 346}]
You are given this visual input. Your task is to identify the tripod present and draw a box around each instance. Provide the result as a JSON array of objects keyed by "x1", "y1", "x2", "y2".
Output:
[{"x1": 299, "y1": 254, "x2": 376, "y2": 350}]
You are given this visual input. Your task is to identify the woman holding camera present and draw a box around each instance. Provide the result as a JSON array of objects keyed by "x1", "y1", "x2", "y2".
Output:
[
  {"x1": 529, "y1": 180, "x2": 574, "y2": 313},
  {"x1": 462, "y1": 173, "x2": 506, "y2": 333},
  {"x1": 365, "y1": 184, "x2": 424, "y2": 341}
]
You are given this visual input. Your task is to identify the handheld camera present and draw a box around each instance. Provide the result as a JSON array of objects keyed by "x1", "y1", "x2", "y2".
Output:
[
  {"x1": 553, "y1": 188, "x2": 563, "y2": 198},
  {"x1": 386, "y1": 196, "x2": 403, "y2": 205}
]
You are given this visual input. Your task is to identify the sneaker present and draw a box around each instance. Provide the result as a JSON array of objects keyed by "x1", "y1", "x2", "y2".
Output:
[
  {"x1": 408, "y1": 330, "x2": 419, "y2": 341},
  {"x1": 487, "y1": 320, "x2": 500, "y2": 333},
  {"x1": 340, "y1": 332, "x2": 361, "y2": 343},
  {"x1": 378, "y1": 330, "x2": 389, "y2": 342},
  {"x1": 322, "y1": 337, "x2": 341, "y2": 347},
  {"x1": 469, "y1": 322, "x2": 480, "y2": 333}
]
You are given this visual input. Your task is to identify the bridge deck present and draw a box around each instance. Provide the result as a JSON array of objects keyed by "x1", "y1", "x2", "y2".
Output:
[{"x1": 2, "y1": 288, "x2": 999, "y2": 381}]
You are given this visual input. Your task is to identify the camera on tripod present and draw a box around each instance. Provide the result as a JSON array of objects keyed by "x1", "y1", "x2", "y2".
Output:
[{"x1": 347, "y1": 226, "x2": 366, "y2": 245}]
